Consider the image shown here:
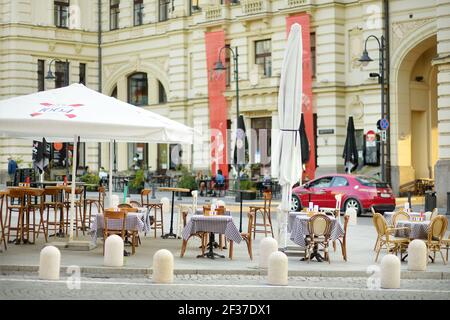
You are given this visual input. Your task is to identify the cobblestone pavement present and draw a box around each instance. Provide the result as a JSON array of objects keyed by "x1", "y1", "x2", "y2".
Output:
[{"x1": 0, "y1": 273, "x2": 448, "y2": 300}]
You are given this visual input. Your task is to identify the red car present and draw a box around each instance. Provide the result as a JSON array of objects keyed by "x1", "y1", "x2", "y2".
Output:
[{"x1": 291, "y1": 174, "x2": 395, "y2": 215}]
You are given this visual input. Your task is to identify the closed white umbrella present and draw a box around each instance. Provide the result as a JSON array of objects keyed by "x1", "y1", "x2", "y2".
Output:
[
  {"x1": 276, "y1": 23, "x2": 303, "y2": 249},
  {"x1": 0, "y1": 83, "x2": 194, "y2": 241}
]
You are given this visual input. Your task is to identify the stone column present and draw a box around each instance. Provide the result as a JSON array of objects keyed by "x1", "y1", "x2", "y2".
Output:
[{"x1": 433, "y1": 0, "x2": 450, "y2": 210}]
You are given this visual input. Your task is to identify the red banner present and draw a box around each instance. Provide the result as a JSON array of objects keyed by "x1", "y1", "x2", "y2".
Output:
[
  {"x1": 287, "y1": 13, "x2": 316, "y2": 181},
  {"x1": 205, "y1": 31, "x2": 228, "y2": 177}
]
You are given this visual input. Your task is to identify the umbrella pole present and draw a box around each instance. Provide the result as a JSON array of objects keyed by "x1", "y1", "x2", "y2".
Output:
[
  {"x1": 109, "y1": 140, "x2": 113, "y2": 204},
  {"x1": 69, "y1": 134, "x2": 78, "y2": 241}
]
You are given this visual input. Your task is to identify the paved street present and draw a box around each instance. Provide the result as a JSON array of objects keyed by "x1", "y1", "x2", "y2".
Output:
[{"x1": 0, "y1": 273, "x2": 449, "y2": 300}]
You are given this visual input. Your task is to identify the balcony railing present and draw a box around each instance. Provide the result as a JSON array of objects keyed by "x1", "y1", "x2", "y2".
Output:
[
  {"x1": 287, "y1": 0, "x2": 308, "y2": 7},
  {"x1": 204, "y1": 6, "x2": 223, "y2": 21},
  {"x1": 241, "y1": 0, "x2": 263, "y2": 15}
]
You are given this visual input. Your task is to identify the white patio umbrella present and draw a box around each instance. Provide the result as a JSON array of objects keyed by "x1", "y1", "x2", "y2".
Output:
[
  {"x1": 0, "y1": 83, "x2": 194, "y2": 241},
  {"x1": 276, "y1": 23, "x2": 303, "y2": 249}
]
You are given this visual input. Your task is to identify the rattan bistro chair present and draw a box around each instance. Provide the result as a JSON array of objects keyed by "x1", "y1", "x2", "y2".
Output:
[
  {"x1": 442, "y1": 236, "x2": 450, "y2": 263},
  {"x1": 250, "y1": 191, "x2": 274, "y2": 239},
  {"x1": 5, "y1": 188, "x2": 26, "y2": 244},
  {"x1": 180, "y1": 210, "x2": 207, "y2": 258},
  {"x1": 425, "y1": 215, "x2": 448, "y2": 264},
  {"x1": 391, "y1": 210, "x2": 410, "y2": 227},
  {"x1": 335, "y1": 214, "x2": 350, "y2": 261},
  {"x1": 305, "y1": 214, "x2": 332, "y2": 263},
  {"x1": 372, "y1": 213, "x2": 410, "y2": 262},
  {"x1": 63, "y1": 186, "x2": 85, "y2": 237},
  {"x1": 86, "y1": 186, "x2": 106, "y2": 229}
]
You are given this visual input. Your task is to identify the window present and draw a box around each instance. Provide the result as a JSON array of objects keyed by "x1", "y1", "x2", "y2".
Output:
[
  {"x1": 128, "y1": 143, "x2": 147, "y2": 170},
  {"x1": 110, "y1": 0, "x2": 120, "y2": 30},
  {"x1": 54, "y1": 0, "x2": 69, "y2": 28},
  {"x1": 128, "y1": 73, "x2": 148, "y2": 106},
  {"x1": 309, "y1": 177, "x2": 333, "y2": 188},
  {"x1": 255, "y1": 39, "x2": 271, "y2": 77},
  {"x1": 134, "y1": 0, "x2": 144, "y2": 26},
  {"x1": 79, "y1": 63, "x2": 86, "y2": 85},
  {"x1": 169, "y1": 144, "x2": 182, "y2": 170},
  {"x1": 158, "y1": 81, "x2": 167, "y2": 104},
  {"x1": 251, "y1": 117, "x2": 271, "y2": 166},
  {"x1": 310, "y1": 32, "x2": 316, "y2": 78},
  {"x1": 331, "y1": 177, "x2": 349, "y2": 187},
  {"x1": 159, "y1": 0, "x2": 169, "y2": 22},
  {"x1": 37, "y1": 60, "x2": 45, "y2": 92},
  {"x1": 190, "y1": 0, "x2": 200, "y2": 15},
  {"x1": 55, "y1": 61, "x2": 69, "y2": 88}
]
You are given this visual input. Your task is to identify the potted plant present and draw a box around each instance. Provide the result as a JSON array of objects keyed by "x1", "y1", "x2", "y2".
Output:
[
  {"x1": 129, "y1": 169, "x2": 145, "y2": 194},
  {"x1": 176, "y1": 166, "x2": 197, "y2": 196},
  {"x1": 80, "y1": 173, "x2": 100, "y2": 191},
  {"x1": 236, "y1": 179, "x2": 257, "y2": 201}
]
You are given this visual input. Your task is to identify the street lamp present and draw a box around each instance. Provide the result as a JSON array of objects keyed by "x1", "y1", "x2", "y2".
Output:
[
  {"x1": 213, "y1": 45, "x2": 243, "y2": 230},
  {"x1": 45, "y1": 58, "x2": 69, "y2": 87},
  {"x1": 359, "y1": 35, "x2": 389, "y2": 183}
]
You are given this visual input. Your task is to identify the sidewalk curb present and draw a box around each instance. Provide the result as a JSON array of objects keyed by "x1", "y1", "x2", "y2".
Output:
[{"x1": 1, "y1": 265, "x2": 448, "y2": 280}]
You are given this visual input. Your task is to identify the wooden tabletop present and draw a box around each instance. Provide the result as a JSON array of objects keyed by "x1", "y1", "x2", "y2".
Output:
[{"x1": 158, "y1": 187, "x2": 190, "y2": 193}]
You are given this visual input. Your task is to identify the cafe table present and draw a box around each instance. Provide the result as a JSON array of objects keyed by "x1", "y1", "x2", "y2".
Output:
[
  {"x1": 89, "y1": 207, "x2": 149, "y2": 244},
  {"x1": 290, "y1": 215, "x2": 344, "y2": 262},
  {"x1": 181, "y1": 214, "x2": 242, "y2": 259},
  {"x1": 158, "y1": 187, "x2": 190, "y2": 239}
]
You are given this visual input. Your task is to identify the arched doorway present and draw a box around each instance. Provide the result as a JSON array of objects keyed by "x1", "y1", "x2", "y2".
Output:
[{"x1": 393, "y1": 35, "x2": 437, "y2": 193}]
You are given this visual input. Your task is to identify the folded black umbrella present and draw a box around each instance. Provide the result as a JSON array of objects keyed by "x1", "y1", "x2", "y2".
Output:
[
  {"x1": 342, "y1": 116, "x2": 359, "y2": 172},
  {"x1": 299, "y1": 114, "x2": 310, "y2": 165},
  {"x1": 32, "y1": 137, "x2": 51, "y2": 174}
]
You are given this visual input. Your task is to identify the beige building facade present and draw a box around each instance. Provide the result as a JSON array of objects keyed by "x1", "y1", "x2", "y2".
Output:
[{"x1": 1, "y1": 0, "x2": 450, "y2": 207}]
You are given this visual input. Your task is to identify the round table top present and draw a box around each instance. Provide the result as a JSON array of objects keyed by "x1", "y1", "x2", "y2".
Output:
[{"x1": 158, "y1": 187, "x2": 190, "y2": 192}]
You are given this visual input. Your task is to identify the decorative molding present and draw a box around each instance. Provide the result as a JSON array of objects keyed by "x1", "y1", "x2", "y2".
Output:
[
  {"x1": 349, "y1": 95, "x2": 364, "y2": 120},
  {"x1": 391, "y1": 18, "x2": 434, "y2": 52},
  {"x1": 348, "y1": 26, "x2": 363, "y2": 71}
]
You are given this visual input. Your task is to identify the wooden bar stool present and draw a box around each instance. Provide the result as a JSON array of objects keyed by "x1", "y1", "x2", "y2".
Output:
[
  {"x1": 24, "y1": 188, "x2": 47, "y2": 243},
  {"x1": 63, "y1": 186, "x2": 85, "y2": 237},
  {"x1": 0, "y1": 191, "x2": 7, "y2": 251},
  {"x1": 5, "y1": 188, "x2": 26, "y2": 244},
  {"x1": 44, "y1": 186, "x2": 65, "y2": 237},
  {"x1": 250, "y1": 191, "x2": 274, "y2": 239},
  {"x1": 86, "y1": 186, "x2": 105, "y2": 229},
  {"x1": 141, "y1": 189, "x2": 164, "y2": 237}
]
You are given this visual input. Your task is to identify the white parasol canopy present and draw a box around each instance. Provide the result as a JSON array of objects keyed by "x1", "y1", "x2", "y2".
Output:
[
  {"x1": 0, "y1": 83, "x2": 194, "y2": 241},
  {"x1": 276, "y1": 23, "x2": 303, "y2": 249}
]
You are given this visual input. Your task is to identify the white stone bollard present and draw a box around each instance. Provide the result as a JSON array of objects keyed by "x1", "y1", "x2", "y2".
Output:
[
  {"x1": 408, "y1": 239, "x2": 427, "y2": 271},
  {"x1": 267, "y1": 251, "x2": 288, "y2": 286},
  {"x1": 152, "y1": 249, "x2": 174, "y2": 283},
  {"x1": 380, "y1": 254, "x2": 401, "y2": 289},
  {"x1": 160, "y1": 197, "x2": 171, "y2": 214},
  {"x1": 104, "y1": 234, "x2": 124, "y2": 267},
  {"x1": 259, "y1": 237, "x2": 278, "y2": 268},
  {"x1": 39, "y1": 246, "x2": 61, "y2": 280},
  {"x1": 345, "y1": 208, "x2": 357, "y2": 225}
]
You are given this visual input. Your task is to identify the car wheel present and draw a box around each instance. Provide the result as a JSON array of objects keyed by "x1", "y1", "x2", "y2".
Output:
[
  {"x1": 344, "y1": 198, "x2": 362, "y2": 216},
  {"x1": 291, "y1": 194, "x2": 301, "y2": 212}
]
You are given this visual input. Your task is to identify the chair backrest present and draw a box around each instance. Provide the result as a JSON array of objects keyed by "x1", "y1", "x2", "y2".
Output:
[
  {"x1": 308, "y1": 214, "x2": 332, "y2": 237},
  {"x1": 0, "y1": 191, "x2": 5, "y2": 217},
  {"x1": 430, "y1": 208, "x2": 438, "y2": 219},
  {"x1": 392, "y1": 211, "x2": 410, "y2": 226},
  {"x1": 141, "y1": 189, "x2": 151, "y2": 205},
  {"x1": 372, "y1": 213, "x2": 388, "y2": 238},
  {"x1": 117, "y1": 203, "x2": 138, "y2": 213},
  {"x1": 335, "y1": 193, "x2": 342, "y2": 211},
  {"x1": 7, "y1": 188, "x2": 25, "y2": 205},
  {"x1": 262, "y1": 191, "x2": 272, "y2": 213},
  {"x1": 216, "y1": 206, "x2": 225, "y2": 215},
  {"x1": 203, "y1": 206, "x2": 211, "y2": 216},
  {"x1": 103, "y1": 209, "x2": 127, "y2": 239},
  {"x1": 129, "y1": 200, "x2": 141, "y2": 208},
  {"x1": 98, "y1": 186, "x2": 106, "y2": 202},
  {"x1": 427, "y1": 215, "x2": 448, "y2": 243}
]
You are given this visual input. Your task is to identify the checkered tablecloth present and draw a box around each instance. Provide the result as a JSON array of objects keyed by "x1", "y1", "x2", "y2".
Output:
[
  {"x1": 395, "y1": 220, "x2": 430, "y2": 240},
  {"x1": 289, "y1": 215, "x2": 344, "y2": 248},
  {"x1": 384, "y1": 212, "x2": 422, "y2": 225},
  {"x1": 182, "y1": 215, "x2": 242, "y2": 244},
  {"x1": 288, "y1": 211, "x2": 308, "y2": 233},
  {"x1": 90, "y1": 208, "x2": 150, "y2": 243}
]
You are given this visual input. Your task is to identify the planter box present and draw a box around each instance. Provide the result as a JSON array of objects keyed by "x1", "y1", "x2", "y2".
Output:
[{"x1": 235, "y1": 191, "x2": 257, "y2": 202}]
